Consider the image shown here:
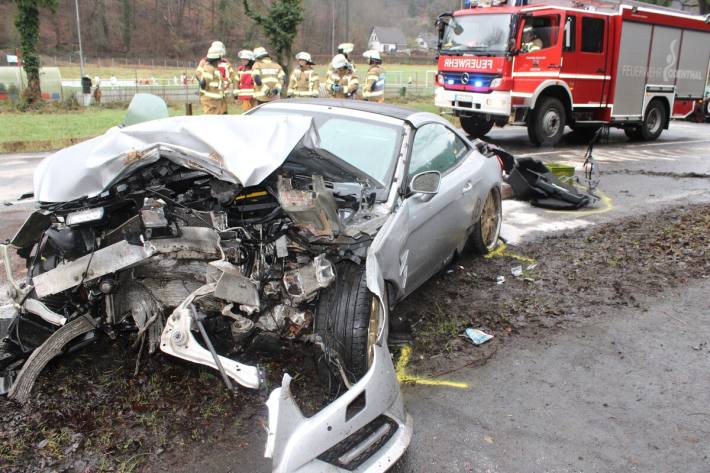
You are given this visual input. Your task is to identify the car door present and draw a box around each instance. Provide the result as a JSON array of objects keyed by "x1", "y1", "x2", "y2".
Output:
[{"x1": 401, "y1": 123, "x2": 476, "y2": 296}]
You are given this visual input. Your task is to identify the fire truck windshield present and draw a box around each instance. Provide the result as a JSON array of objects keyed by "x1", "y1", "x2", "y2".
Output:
[{"x1": 441, "y1": 13, "x2": 512, "y2": 55}]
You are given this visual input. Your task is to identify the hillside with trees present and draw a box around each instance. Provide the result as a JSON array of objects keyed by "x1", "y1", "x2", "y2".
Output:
[{"x1": 0, "y1": 0, "x2": 456, "y2": 59}]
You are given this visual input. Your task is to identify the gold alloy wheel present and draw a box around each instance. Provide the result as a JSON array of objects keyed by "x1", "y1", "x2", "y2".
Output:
[
  {"x1": 367, "y1": 296, "x2": 380, "y2": 369},
  {"x1": 480, "y1": 190, "x2": 501, "y2": 250}
]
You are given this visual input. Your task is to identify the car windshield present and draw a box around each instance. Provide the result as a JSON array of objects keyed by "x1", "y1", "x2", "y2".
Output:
[
  {"x1": 250, "y1": 107, "x2": 403, "y2": 187},
  {"x1": 442, "y1": 13, "x2": 512, "y2": 54}
]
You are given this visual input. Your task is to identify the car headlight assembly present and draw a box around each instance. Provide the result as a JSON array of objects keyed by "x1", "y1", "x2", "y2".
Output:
[{"x1": 65, "y1": 207, "x2": 105, "y2": 226}]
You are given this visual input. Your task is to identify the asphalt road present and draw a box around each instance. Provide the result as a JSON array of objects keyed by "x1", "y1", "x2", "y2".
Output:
[{"x1": 1, "y1": 122, "x2": 709, "y2": 472}]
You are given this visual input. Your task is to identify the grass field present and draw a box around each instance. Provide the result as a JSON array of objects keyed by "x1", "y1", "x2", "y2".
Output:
[
  {"x1": 1, "y1": 63, "x2": 441, "y2": 152},
  {"x1": 0, "y1": 98, "x2": 441, "y2": 153}
]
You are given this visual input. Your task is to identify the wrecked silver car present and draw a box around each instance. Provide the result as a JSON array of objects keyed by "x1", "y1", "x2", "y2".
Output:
[{"x1": 1, "y1": 99, "x2": 503, "y2": 472}]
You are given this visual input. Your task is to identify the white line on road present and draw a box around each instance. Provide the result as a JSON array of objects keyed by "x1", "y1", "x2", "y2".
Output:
[{"x1": 636, "y1": 139, "x2": 710, "y2": 147}]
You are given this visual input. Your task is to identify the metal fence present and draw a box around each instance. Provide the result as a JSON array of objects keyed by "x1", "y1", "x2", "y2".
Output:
[{"x1": 64, "y1": 69, "x2": 437, "y2": 105}]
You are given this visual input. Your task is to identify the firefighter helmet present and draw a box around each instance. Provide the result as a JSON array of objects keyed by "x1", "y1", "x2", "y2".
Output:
[
  {"x1": 207, "y1": 44, "x2": 223, "y2": 60},
  {"x1": 363, "y1": 50, "x2": 382, "y2": 63},
  {"x1": 331, "y1": 54, "x2": 349, "y2": 70},
  {"x1": 253, "y1": 47, "x2": 269, "y2": 59},
  {"x1": 210, "y1": 41, "x2": 226, "y2": 57},
  {"x1": 295, "y1": 51, "x2": 314, "y2": 64},
  {"x1": 238, "y1": 49, "x2": 254, "y2": 61},
  {"x1": 337, "y1": 43, "x2": 355, "y2": 55}
]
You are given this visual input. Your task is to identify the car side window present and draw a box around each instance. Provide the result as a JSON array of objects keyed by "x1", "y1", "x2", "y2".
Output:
[{"x1": 408, "y1": 124, "x2": 469, "y2": 178}]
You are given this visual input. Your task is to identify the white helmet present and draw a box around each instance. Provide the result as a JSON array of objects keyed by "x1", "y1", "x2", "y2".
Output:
[
  {"x1": 238, "y1": 49, "x2": 254, "y2": 61},
  {"x1": 210, "y1": 41, "x2": 226, "y2": 57},
  {"x1": 331, "y1": 54, "x2": 350, "y2": 70},
  {"x1": 337, "y1": 42, "x2": 354, "y2": 55},
  {"x1": 207, "y1": 44, "x2": 223, "y2": 60},
  {"x1": 295, "y1": 51, "x2": 314, "y2": 64},
  {"x1": 363, "y1": 49, "x2": 381, "y2": 62},
  {"x1": 253, "y1": 46, "x2": 269, "y2": 59}
]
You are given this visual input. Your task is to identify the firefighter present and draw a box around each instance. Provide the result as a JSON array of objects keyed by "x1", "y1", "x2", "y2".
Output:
[
  {"x1": 252, "y1": 46, "x2": 286, "y2": 103},
  {"x1": 362, "y1": 50, "x2": 385, "y2": 103},
  {"x1": 325, "y1": 54, "x2": 359, "y2": 99},
  {"x1": 521, "y1": 25, "x2": 543, "y2": 53},
  {"x1": 287, "y1": 52, "x2": 320, "y2": 98},
  {"x1": 217, "y1": 54, "x2": 235, "y2": 100},
  {"x1": 328, "y1": 42, "x2": 357, "y2": 78},
  {"x1": 195, "y1": 43, "x2": 229, "y2": 114},
  {"x1": 235, "y1": 49, "x2": 256, "y2": 111}
]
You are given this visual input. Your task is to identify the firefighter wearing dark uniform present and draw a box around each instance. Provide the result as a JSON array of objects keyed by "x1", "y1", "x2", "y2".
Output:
[
  {"x1": 287, "y1": 52, "x2": 320, "y2": 98},
  {"x1": 251, "y1": 46, "x2": 286, "y2": 103}
]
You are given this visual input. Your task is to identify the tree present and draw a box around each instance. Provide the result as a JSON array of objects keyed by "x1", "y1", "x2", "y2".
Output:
[
  {"x1": 242, "y1": 0, "x2": 304, "y2": 71},
  {"x1": 122, "y1": 0, "x2": 132, "y2": 51},
  {"x1": 13, "y1": 0, "x2": 57, "y2": 104}
]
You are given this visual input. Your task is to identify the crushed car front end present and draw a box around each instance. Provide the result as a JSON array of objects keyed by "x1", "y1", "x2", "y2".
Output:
[{"x1": 0, "y1": 114, "x2": 412, "y2": 472}]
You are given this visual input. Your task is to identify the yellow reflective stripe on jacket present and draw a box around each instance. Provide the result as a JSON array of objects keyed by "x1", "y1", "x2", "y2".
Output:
[
  {"x1": 288, "y1": 69, "x2": 320, "y2": 96},
  {"x1": 201, "y1": 90, "x2": 224, "y2": 99}
]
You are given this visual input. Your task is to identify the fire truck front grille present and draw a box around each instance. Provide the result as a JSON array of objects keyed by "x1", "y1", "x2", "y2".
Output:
[{"x1": 441, "y1": 72, "x2": 497, "y2": 90}]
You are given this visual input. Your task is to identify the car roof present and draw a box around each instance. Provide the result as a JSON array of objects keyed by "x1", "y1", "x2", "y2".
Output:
[{"x1": 259, "y1": 98, "x2": 450, "y2": 129}]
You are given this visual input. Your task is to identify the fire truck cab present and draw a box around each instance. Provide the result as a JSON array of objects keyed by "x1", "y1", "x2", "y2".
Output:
[{"x1": 435, "y1": 0, "x2": 710, "y2": 146}]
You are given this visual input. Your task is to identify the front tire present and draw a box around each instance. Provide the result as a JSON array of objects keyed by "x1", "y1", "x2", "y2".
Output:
[
  {"x1": 467, "y1": 187, "x2": 502, "y2": 254},
  {"x1": 460, "y1": 114, "x2": 494, "y2": 138},
  {"x1": 529, "y1": 97, "x2": 566, "y2": 147},
  {"x1": 314, "y1": 262, "x2": 379, "y2": 388}
]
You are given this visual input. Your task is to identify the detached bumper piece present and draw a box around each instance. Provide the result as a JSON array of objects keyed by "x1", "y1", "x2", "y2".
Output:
[{"x1": 265, "y1": 343, "x2": 413, "y2": 473}]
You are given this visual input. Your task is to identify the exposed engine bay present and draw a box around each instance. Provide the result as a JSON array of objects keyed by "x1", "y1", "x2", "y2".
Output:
[
  {"x1": 2, "y1": 153, "x2": 387, "y2": 396},
  {"x1": 0, "y1": 116, "x2": 416, "y2": 472}
]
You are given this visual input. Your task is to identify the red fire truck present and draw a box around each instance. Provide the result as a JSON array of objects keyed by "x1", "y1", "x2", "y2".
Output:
[{"x1": 435, "y1": 0, "x2": 710, "y2": 146}]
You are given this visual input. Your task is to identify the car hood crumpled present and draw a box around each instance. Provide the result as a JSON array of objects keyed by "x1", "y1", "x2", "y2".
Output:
[{"x1": 34, "y1": 115, "x2": 318, "y2": 203}]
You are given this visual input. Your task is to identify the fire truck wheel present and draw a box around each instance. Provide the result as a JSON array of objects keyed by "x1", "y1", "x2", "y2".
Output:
[
  {"x1": 637, "y1": 99, "x2": 666, "y2": 141},
  {"x1": 529, "y1": 97, "x2": 566, "y2": 146},
  {"x1": 459, "y1": 115, "x2": 494, "y2": 138}
]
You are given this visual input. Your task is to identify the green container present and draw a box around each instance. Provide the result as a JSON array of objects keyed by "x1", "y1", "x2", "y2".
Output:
[{"x1": 545, "y1": 162, "x2": 575, "y2": 186}]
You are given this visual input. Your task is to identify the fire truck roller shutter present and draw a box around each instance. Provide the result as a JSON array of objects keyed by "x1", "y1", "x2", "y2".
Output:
[
  {"x1": 613, "y1": 22, "x2": 652, "y2": 118},
  {"x1": 673, "y1": 30, "x2": 710, "y2": 99}
]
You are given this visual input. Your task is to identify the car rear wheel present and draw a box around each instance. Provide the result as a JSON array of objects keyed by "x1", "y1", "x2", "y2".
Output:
[
  {"x1": 314, "y1": 262, "x2": 382, "y2": 390},
  {"x1": 466, "y1": 187, "x2": 502, "y2": 254},
  {"x1": 528, "y1": 97, "x2": 566, "y2": 147},
  {"x1": 460, "y1": 114, "x2": 494, "y2": 138}
]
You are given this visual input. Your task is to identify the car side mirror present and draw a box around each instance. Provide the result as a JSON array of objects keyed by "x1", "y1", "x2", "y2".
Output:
[{"x1": 409, "y1": 171, "x2": 441, "y2": 195}]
